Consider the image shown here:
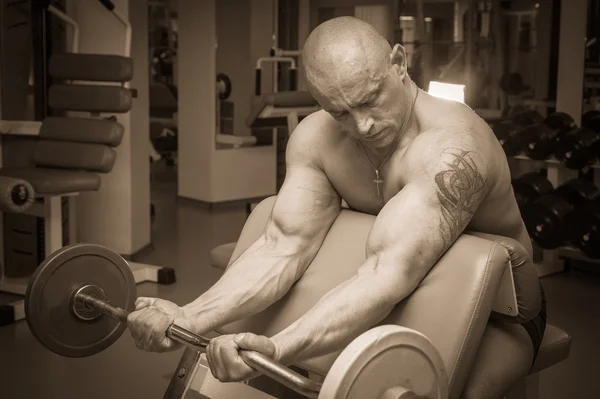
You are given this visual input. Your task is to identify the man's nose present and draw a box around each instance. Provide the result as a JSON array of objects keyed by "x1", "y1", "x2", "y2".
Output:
[{"x1": 354, "y1": 113, "x2": 374, "y2": 135}]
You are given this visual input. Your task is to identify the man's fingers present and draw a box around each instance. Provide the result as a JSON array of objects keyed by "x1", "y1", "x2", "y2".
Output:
[
  {"x1": 135, "y1": 297, "x2": 156, "y2": 310},
  {"x1": 234, "y1": 333, "x2": 275, "y2": 357},
  {"x1": 150, "y1": 312, "x2": 174, "y2": 351},
  {"x1": 140, "y1": 310, "x2": 163, "y2": 350},
  {"x1": 222, "y1": 343, "x2": 256, "y2": 381},
  {"x1": 207, "y1": 339, "x2": 225, "y2": 380},
  {"x1": 126, "y1": 311, "x2": 146, "y2": 341}
]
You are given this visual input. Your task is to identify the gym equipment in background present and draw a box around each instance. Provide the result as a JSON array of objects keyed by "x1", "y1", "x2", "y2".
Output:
[
  {"x1": 0, "y1": 0, "x2": 175, "y2": 327},
  {"x1": 566, "y1": 197, "x2": 600, "y2": 259},
  {"x1": 512, "y1": 172, "x2": 555, "y2": 211},
  {"x1": 522, "y1": 178, "x2": 600, "y2": 249},
  {"x1": 494, "y1": 109, "x2": 544, "y2": 156},
  {"x1": 523, "y1": 112, "x2": 577, "y2": 160},
  {"x1": 149, "y1": 82, "x2": 178, "y2": 165},
  {"x1": 554, "y1": 127, "x2": 600, "y2": 170}
]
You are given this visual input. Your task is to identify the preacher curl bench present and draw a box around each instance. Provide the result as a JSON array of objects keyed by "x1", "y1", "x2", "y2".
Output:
[{"x1": 205, "y1": 196, "x2": 571, "y2": 399}]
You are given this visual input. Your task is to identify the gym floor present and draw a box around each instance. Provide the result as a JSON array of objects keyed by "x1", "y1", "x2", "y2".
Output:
[{"x1": 0, "y1": 161, "x2": 599, "y2": 398}]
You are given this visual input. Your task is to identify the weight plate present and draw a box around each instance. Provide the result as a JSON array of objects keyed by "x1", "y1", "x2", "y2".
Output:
[
  {"x1": 555, "y1": 128, "x2": 600, "y2": 170},
  {"x1": 512, "y1": 173, "x2": 554, "y2": 209},
  {"x1": 582, "y1": 111, "x2": 600, "y2": 130},
  {"x1": 555, "y1": 179, "x2": 600, "y2": 208},
  {"x1": 319, "y1": 325, "x2": 448, "y2": 399},
  {"x1": 25, "y1": 243, "x2": 136, "y2": 358},
  {"x1": 523, "y1": 195, "x2": 571, "y2": 249},
  {"x1": 524, "y1": 123, "x2": 555, "y2": 160},
  {"x1": 511, "y1": 109, "x2": 544, "y2": 127},
  {"x1": 216, "y1": 73, "x2": 232, "y2": 100},
  {"x1": 567, "y1": 201, "x2": 600, "y2": 259}
]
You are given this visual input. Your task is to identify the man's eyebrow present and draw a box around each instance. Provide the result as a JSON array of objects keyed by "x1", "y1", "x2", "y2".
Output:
[{"x1": 359, "y1": 85, "x2": 381, "y2": 105}]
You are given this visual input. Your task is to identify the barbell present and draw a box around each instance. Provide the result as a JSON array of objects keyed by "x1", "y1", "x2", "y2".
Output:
[{"x1": 25, "y1": 243, "x2": 449, "y2": 399}]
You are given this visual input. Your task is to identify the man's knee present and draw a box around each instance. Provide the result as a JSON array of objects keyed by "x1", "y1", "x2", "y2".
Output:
[{"x1": 461, "y1": 322, "x2": 534, "y2": 399}]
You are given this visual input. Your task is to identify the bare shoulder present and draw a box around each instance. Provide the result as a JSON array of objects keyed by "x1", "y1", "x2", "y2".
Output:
[
  {"x1": 401, "y1": 109, "x2": 502, "y2": 192},
  {"x1": 286, "y1": 110, "x2": 344, "y2": 168}
]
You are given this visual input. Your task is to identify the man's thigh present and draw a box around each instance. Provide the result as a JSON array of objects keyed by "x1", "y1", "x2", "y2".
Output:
[{"x1": 461, "y1": 320, "x2": 534, "y2": 399}]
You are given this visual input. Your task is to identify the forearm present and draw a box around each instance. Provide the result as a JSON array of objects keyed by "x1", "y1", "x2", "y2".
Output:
[
  {"x1": 271, "y1": 264, "x2": 412, "y2": 364},
  {"x1": 182, "y1": 239, "x2": 309, "y2": 333}
]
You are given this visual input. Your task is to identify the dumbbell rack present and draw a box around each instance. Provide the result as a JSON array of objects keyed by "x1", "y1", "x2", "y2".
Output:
[{"x1": 509, "y1": 154, "x2": 600, "y2": 276}]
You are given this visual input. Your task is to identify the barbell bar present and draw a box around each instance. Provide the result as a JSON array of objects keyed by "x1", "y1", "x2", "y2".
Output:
[{"x1": 72, "y1": 285, "x2": 322, "y2": 397}]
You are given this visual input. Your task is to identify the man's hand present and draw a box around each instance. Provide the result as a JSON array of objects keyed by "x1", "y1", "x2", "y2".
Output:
[
  {"x1": 126, "y1": 297, "x2": 193, "y2": 353},
  {"x1": 206, "y1": 333, "x2": 278, "y2": 382}
]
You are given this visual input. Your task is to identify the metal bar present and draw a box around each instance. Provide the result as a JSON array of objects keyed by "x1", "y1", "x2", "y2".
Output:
[
  {"x1": 75, "y1": 292, "x2": 322, "y2": 398},
  {"x1": 112, "y1": 9, "x2": 132, "y2": 57},
  {"x1": 47, "y1": 5, "x2": 79, "y2": 53},
  {"x1": 163, "y1": 347, "x2": 203, "y2": 399},
  {"x1": 256, "y1": 56, "x2": 297, "y2": 70},
  {"x1": 30, "y1": 0, "x2": 49, "y2": 120}
]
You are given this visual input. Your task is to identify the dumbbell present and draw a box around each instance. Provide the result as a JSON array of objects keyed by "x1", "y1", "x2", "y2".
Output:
[
  {"x1": 25, "y1": 243, "x2": 448, "y2": 399},
  {"x1": 522, "y1": 178, "x2": 600, "y2": 249},
  {"x1": 567, "y1": 197, "x2": 600, "y2": 259},
  {"x1": 523, "y1": 112, "x2": 577, "y2": 160},
  {"x1": 512, "y1": 172, "x2": 555, "y2": 210},
  {"x1": 554, "y1": 115, "x2": 600, "y2": 170},
  {"x1": 494, "y1": 110, "x2": 544, "y2": 156},
  {"x1": 582, "y1": 109, "x2": 600, "y2": 127}
]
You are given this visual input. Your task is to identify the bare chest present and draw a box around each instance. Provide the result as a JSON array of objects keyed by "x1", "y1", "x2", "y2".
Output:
[{"x1": 324, "y1": 146, "x2": 404, "y2": 215}]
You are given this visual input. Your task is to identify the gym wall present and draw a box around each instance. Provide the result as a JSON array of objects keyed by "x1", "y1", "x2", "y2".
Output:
[
  {"x1": 177, "y1": 0, "x2": 278, "y2": 203},
  {"x1": 309, "y1": 0, "x2": 395, "y2": 31},
  {"x1": 216, "y1": 0, "x2": 253, "y2": 138}
]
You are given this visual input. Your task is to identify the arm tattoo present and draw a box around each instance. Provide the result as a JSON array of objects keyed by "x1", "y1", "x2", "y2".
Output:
[{"x1": 434, "y1": 149, "x2": 486, "y2": 248}]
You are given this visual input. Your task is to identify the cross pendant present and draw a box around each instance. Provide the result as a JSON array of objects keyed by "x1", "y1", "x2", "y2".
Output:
[{"x1": 373, "y1": 169, "x2": 383, "y2": 197}]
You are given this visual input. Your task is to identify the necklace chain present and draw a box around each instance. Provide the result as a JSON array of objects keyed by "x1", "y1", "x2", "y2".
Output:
[{"x1": 358, "y1": 87, "x2": 420, "y2": 196}]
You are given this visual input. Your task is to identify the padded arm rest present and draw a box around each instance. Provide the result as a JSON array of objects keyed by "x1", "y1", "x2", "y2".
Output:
[
  {"x1": 218, "y1": 196, "x2": 521, "y2": 398},
  {"x1": 468, "y1": 231, "x2": 542, "y2": 324}
]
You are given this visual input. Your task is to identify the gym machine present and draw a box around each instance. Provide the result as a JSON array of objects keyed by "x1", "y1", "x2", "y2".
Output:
[{"x1": 0, "y1": 0, "x2": 174, "y2": 326}]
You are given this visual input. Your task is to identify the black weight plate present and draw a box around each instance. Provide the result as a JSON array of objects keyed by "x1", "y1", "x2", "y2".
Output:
[
  {"x1": 25, "y1": 243, "x2": 136, "y2": 358},
  {"x1": 524, "y1": 123, "x2": 555, "y2": 160},
  {"x1": 555, "y1": 179, "x2": 600, "y2": 208},
  {"x1": 523, "y1": 195, "x2": 571, "y2": 249},
  {"x1": 544, "y1": 112, "x2": 576, "y2": 132},
  {"x1": 217, "y1": 73, "x2": 232, "y2": 101},
  {"x1": 511, "y1": 109, "x2": 544, "y2": 127},
  {"x1": 567, "y1": 200, "x2": 600, "y2": 259},
  {"x1": 512, "y1": 173, "x2": 554, "y2": 208},
  {"x1": 555, "y1": 128, "x2": 600, "y2": 170},
  {"x1": 582, "y1": 111, "x2": 600, "y2": 130}
]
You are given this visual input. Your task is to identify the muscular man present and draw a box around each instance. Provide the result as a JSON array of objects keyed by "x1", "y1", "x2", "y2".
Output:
[{"x1": 128, "y1": 17, "x2": 546, "y2": 398}]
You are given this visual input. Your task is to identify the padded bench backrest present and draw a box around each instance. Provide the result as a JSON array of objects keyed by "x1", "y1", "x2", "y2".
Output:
[
  {"x1": 33, "y1": 117, "x2": 124, "y2": 173},
  {"x1": 220, "y1": 196, "x2": 513, "y2": 398}
]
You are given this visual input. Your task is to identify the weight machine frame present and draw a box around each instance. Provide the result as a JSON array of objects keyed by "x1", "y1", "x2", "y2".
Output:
[{"x1": 0, "y1": 1, "x2": 174, "y2": 326}]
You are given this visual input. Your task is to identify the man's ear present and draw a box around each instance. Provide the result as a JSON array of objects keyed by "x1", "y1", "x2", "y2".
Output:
[{"x1": 390, "y1": 44, "x2": 408, "y2": 79}]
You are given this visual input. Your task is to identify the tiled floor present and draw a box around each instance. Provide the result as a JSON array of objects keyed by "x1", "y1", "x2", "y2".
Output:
[{"x1": 0, "y1": 162, "x2": 598, "y2": 398}]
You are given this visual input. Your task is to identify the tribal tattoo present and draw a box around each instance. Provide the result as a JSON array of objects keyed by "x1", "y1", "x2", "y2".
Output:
[{"x1": 434, "y1": 148, "x2": 486, "y2": 248}]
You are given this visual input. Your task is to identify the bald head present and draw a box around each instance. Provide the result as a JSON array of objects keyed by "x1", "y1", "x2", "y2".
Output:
[{"x1": 302, "y1": 17, "x2": 393, "y2": 93}]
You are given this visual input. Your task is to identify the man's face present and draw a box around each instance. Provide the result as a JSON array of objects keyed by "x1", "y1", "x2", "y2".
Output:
[{"x1": 311, "y1": 64, "x2": 407, "y2": 148}]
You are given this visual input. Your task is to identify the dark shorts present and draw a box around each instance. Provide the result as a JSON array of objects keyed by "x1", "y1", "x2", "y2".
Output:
[{"x1": 520, "y1": 282, "x2": 547, "y2": 368}]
